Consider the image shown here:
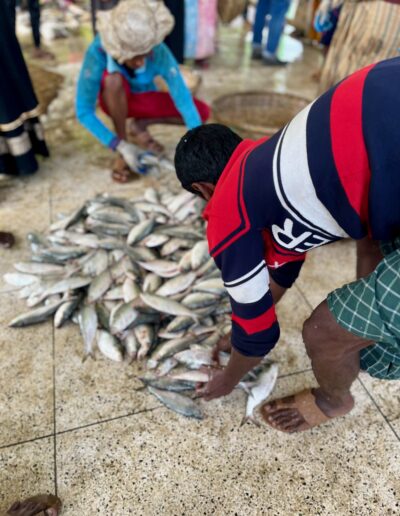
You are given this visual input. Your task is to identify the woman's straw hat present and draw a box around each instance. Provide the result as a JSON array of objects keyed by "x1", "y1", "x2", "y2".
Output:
[{"x1": 97, "y1": 0, "x2": 174, "y2": 63}]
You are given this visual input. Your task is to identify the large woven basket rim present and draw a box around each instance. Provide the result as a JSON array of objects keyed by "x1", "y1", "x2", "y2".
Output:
[{"x1": 212, "y1": 90, "x2": 309, "y2": 135}]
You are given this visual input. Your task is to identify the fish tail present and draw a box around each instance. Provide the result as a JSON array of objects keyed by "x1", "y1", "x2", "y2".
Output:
[
  {"x1": 240, "y1": 416, "x2": 261, "y2": 427},
  {"x1": 82, "y1": 352, "x2": 95, "y2": 363}
]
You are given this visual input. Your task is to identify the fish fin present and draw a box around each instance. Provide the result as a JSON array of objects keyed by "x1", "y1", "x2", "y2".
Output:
[{"x1": 238, "y1": 381, "x2": 255, "y2": 395}]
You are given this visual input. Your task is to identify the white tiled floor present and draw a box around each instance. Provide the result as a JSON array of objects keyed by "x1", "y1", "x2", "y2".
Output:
[{"x1": 0, "y1": 22, "x2": 399, "y2": 516}]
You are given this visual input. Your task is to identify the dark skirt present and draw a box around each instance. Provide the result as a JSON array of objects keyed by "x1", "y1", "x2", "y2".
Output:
[
  {"x1": 0, "y1": 0, "x2": 49, "y2": 176},
  {"x1": 164, "y1": 0, "x2": 185, "y2": 64}
]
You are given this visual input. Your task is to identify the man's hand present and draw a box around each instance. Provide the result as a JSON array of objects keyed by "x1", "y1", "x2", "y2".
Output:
[
  {"x1": 212, "y1": 331, "x2": 232, "y2": 364},
  {"x1": 196, "y1": 368, "x2": 236, "y2": 401},
  {"x1": 116, "y1": 140, "x2": 141, "y2": 172}
]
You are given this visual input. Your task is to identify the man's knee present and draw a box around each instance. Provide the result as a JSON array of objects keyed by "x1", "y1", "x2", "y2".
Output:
[
  {"x1": 104, "y1": 73, "x2": 125, "y2": 95},
  {"x1": 302, "y1": 301, "x2": 344, "y2": 360}
]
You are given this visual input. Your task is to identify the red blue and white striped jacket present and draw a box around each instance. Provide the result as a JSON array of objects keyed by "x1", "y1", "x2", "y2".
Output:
[{"x1": 203, "y1": 57, "x2": 400, "y2": 358}]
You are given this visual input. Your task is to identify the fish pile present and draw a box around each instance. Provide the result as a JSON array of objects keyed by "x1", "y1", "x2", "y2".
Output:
[{"x1": 4, "y1": 188, "x2": 278, "y2": 421}]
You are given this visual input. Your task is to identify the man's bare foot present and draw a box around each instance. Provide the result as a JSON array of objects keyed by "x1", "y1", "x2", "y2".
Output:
[
  {"x1": 0, "y1": 231, "x2": 15, "y2": 248},
  {"x1": 127, "y1": 121, "x2": 165, "y2": 155},
  {"x1": 260, "y1": 388, "x2": 354, "y2": 433},
  {"x1": 7, "y1": 494, "x2": 61, "y2": 516},
  {"x1": 31, "y1": 48, "x2": 55, "y2": 60}
]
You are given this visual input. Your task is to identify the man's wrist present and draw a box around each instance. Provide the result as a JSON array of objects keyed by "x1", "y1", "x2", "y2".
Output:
[{"x1": 109, "y1": 136, "x2": 121, "y2": 151}]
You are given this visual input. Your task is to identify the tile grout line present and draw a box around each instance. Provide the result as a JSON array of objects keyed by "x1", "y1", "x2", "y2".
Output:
[
  {"x1": 49, "y1": 189, "x2": 58, "y2": 497},
  {"x1": 357, "y1": 376, "x2": 400, "y2": 442},
  {"x1": 56, "y1": 406, "x2": 163, "y2": 436},
  {"x1": 294, "y1": 284, "x2": 314, "y2": 312},
  {"x1": 0, "y1": 433, "x2": 55, "y2": 452},
  {"x1": 52, "y1": 322, "x2": 58, "y2": 497},
  {"x1": 0, "y1": 406, "x2": 162, "y2": 452}
]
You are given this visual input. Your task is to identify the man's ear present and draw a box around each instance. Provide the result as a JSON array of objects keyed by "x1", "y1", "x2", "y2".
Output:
[{"x1": 191, "y1": 182, "x2": 215, "y2": 201}]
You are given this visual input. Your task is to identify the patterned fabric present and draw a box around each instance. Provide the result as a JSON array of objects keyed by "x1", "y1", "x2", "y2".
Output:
[
  {"x1": 196, "y1": 0, "x2": 217, "y2": 59},
  {"x1": 319, "y1": 1, "x2": 400, "y2": 92},
  {"x1": 184, "y1": 0, "x2": 199, "y2": 59},
  {"x1": 327, "y1": 237, "x2": 400, "y2": 380},
  {"x1": 0, "y1": 0, "x2": 48, "y2": 175},
  {"x1": 76, "y1": 35, "x2": 202, "y2": 148},
  {"x1": 203, "y1": 57, "x2": 400, "y2": 358},
  {"x1": 0, "y1": 118, "x2": 49, "y2": 176}
]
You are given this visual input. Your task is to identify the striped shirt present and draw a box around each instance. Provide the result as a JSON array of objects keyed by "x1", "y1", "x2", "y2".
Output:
[{"x1": 203, "y1": 57, "x2": 400, "y2": 358}]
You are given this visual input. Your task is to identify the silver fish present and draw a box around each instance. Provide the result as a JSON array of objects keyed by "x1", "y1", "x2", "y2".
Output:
[
  {"x1": 122, "y1": 277, "x2": 140, "y2": 302},
  {"x1": 192, "y1": 278, "x2": 225, "y2": 295},
  {"x1": 147, "y1": 386, "x2": 203, "y2": 419},
  {"x1": 86, "y1": 218, "x2": 130, "y2": 236},
  {"x1": 241, "y1": 363, "x2": 279, "y2": 426},
  {"x1": 79, "y1": 304, "x2": 98, "y2": 360},
  {"x1": 160, "y1": 238, "x2": 188, "y2": 257},
  {"x1": 13, "y1": 262, "x2": 65, "y2": 276},
  {"x1": 143, "y1": 273, "x2": 162, "y2": 293},
  {"x1": 124, "y1": 331, "x2": 139, "y2": 361},
  {"x1": 141, "y1": 233, "x2": 169, "y2": 248},
  {"x1": 9, "y1": 299, "x2": 64, "y2": 327},
  {"x1": 138, "y1": 260, "x2": 179, "y2": 278},
  {"x1": 155, "y1": 272, "x2": 196, "y2": 297},
  {"x1": 54, "y1": 295, "x2": 82, "y2": 328},
  {"x1": 109, "y1": 303, "x2": 138, "y2": 335},
  {"x1": 170, "y1": 370, "x2": 209, "y2": 383},
  {"x1": 95, "y1": 302, "x2": 110, "y2": 331},
  {"x1": 182, "y1": 292, "x2": 219, "y2": 309},
  {"x1": 191, "y1": 241, "x2": 209, "y2": 270},
  {"x1": 165, "y1": 315, "x2": 194, "y2": 333},
  {"x1": 174, "y1": 347, "x2": 214, "y2": 369},
  {"x1": 97, "y1": 330, "x2": 124, "y2": 362},
  {"x1": 4, "y1": 273, "x2": 39, "y2": 287},
  {"x1": 50, "y1": 205, "x2": 86, "y2": 231},
  {"x1": 87, "y1": 269, "x2": 112, "y2": 303},
  {"x1": 81, "y1": 249, "x2": 109, "y2": 276},
  {"x1": 42, "y1": 276, "x2": 92, "y2": 298},
  {"x1": 140, "y1": 293, "x2": 195, "y2": 319},
  {"x1": 178, "y1": 249, "x2": 193, "y2": 272},
  {"x1": 135, "y1": 324, "x2": 155, "y2": 360},
  {"x1": 150, "y1": 335, "x2": 193, "y2": 364},
  {"x1": 155, "y1": 357, "x2": 178, "y2": 376},
  {"x1": 127, "y1": 219, "x2": 155, "y2": 245},
  {"x1": 140, "y1": 376, "x2": 195, "y2": 392}
]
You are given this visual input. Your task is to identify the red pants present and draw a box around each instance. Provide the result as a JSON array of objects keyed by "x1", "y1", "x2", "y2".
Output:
[{"x1": 99, "y1": 71, "x2": 210, "y2": 122}]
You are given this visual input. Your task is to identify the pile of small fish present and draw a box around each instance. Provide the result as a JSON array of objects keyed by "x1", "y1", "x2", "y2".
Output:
[{"x1": 4, "y1": 188, "x2": 278, "y2": 421}]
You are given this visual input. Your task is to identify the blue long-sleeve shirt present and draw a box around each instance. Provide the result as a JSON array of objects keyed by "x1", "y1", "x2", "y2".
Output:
[{"x1": 76, "y1": 35, "x2": 202, "y2": 148}]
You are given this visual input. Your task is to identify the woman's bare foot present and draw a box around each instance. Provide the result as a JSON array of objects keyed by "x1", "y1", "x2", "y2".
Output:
[
  {"x1": 111, "y1": 156, "x2": 139, "y2": 183},
  {"x1": 0, "y1": 231, "x2": 15, "y2": 248},
  {"x1": 260, "y1": 388, "x2": 354, "y2": 433},
  {"x1": 30, "y1": 47, "x2": 55, "y2": 60},
  {"x1": 7, "y1": 494, "x2": 61, "y2": 516}
]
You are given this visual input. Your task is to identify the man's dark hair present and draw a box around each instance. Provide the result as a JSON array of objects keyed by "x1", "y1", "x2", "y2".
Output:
[{"x1": 174, "y1": 123, "x2": 242, "y2": 193}]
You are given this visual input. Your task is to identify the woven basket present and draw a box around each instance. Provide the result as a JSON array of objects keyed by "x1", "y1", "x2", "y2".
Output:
[
  {"x1": 212, "y1": 91, "x2": 309, "y2": 139},
  {"x1": 218, "y1": 0, "x2": 248, "y2": 23},
  {"x1": 28, "y1": 64, "x2": 64, "y2": 114}
]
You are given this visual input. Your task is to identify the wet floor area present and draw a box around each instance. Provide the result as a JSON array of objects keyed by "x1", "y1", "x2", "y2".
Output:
[{"x1": 0, "y1": 21, "x2": 399, "y2": 516}]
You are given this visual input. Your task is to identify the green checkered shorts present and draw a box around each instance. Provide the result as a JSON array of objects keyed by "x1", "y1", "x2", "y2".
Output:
[{"x1": 327, "y1": 237, "x2": 400, "y2": 380}]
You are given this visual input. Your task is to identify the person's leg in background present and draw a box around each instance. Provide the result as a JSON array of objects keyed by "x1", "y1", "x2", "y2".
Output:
[
  {"x1": 252, "y1": 0, "x2": 270, "y2": 59},
  {"x1": 28, "y1": 0, "x2": 54, "y2": 59},
  {"x1": 262, "y1": 0, "x2": 291, "y2": 65},
  {"x1": 5, "y1": 0, "x2": 16, "y2": 30}
]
